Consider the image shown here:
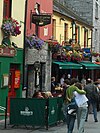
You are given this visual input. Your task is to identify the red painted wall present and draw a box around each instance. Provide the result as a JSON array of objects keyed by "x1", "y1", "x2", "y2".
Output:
[{"x1": 26, "y1": 0, "x2": 53, "y2": 41}]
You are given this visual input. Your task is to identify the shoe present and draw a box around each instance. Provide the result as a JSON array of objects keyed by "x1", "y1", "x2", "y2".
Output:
[
  {"x1": 95, "y1": 119, "x2": 98, "y2": 122},
  {"x1": 85, "y1": 120, "x2": 87, "y2": 122}
]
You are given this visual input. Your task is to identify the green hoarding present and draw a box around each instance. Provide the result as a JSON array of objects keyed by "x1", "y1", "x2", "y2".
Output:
[
  {"x1": 9, "y1": 97, "x2": 64, "y2": 128},
  {"x1": 10, "y1": 98, "x2": 46, "y2": 126}
]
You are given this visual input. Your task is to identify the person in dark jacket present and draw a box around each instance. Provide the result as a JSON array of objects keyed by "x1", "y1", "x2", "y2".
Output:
[
  {"x1": 84, "y1": 78, "x2": 98, "y2": 122},
  {"x1": 51, "y1": 77, "x2": 57, "y2": 94}
]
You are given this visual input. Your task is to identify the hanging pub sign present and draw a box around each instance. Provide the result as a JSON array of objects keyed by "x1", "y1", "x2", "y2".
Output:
[{"x1": 32, "y1": 13, "x2": 51, "y2": 26}]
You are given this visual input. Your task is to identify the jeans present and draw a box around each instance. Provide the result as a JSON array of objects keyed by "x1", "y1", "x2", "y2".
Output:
[
  {"x1": 77, "y1": 106, "x2": 87, "y2": 133},
  {"x1": 62, "y1": 103, "x2": 76, "y2": 133},
  {"x1": 86, "y1": 100, "x2": 97, "y2": 121},
  {"x1": 67, "y1": 114, "x2": 76, "y2": 133}
]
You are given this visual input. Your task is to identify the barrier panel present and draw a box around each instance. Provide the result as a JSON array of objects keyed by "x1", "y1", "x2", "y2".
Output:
[
  {"x1": 57, "y1": 97, "x2": 64, "y2": 121},
  {"x1": 10, "y1": 98, "x2": 46, "y2": 126},
  {"x1": 47, "y1": 97, "x2": 58, "y2": 126},
  {"x1": 9, "y1": 97, "x2": 64, "y2": 129}
]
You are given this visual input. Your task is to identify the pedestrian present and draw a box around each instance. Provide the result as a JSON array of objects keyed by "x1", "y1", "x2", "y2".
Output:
[
  {"x1": 63, "y1": 78, "x2": 86, "y2": 133},
  {"x1": 94, "y1": 80, "x2": 100, "y2": 111},
  {"x1": 60, "y1": 74, "x2": 65, "y2": 87},
  {"x1": 74, "y1": 82, "x2": 88, "y2": 133},
  {"x1": 81, "y1": 75, "x2": 86, "y2": 87},
  {"x1": 51, "y1": 76, "x2": 57, "y2": 94},
  {"x1": 63, "y1": 79, "x2": 70, "y2": 101},
  {"x1": 67, "y1": 74, "x2": 71, "y2": 81},
  {"x1": 84, "y1": 78, "x2": 98, "y2": 122}
]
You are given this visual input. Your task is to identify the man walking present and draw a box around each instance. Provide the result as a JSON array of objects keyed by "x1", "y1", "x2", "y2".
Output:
[{"x1": 84, "y1": 78, "x2": 98, "y2": 122}]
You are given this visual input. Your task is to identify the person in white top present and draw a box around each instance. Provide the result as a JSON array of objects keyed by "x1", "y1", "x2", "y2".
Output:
[
  {"x1": 73, "y1": 82, "x2": 88, "y2": 133},
  {"x1": 60, "y1": 74, "x2": 65, "y2": 87}
]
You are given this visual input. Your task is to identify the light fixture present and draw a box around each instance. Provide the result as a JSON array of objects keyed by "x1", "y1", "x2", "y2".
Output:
[
  {"x1": 34, "y1": 3, "x2": 39, "y2": 15},
  {"x1": 60, "y1": 18, "x2": 65, "y2": 21}
]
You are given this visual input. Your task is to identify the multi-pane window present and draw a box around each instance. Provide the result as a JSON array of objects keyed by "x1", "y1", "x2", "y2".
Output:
[
  {"x1": 75, "y1": 26, "x2": 80, "y2": 44},
  {"x1": 95, "y1": 29, "x2": 98, "y2": 50},
  {"x1": 3, "y1": 0, "x2": 12, "y2": 18},
  {"x1": 95, "y1": 2, "x2": 98, "y2": 19},
  {"x1": 84, "y1": 29, "x2": 88, "y2": 48},
  {"x1": 64, "y1": 23, "x2": 68, "y2": 41},
  {"x1": 52, "y1": 19, "x2": 56, "y2": 40}
]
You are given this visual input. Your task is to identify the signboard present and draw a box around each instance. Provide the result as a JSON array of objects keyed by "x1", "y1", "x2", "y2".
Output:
[
  {"x1": 2, "y1": 74, "x2": 9, "y2": 87},
  {"x1": 32, "y1": 14, "x2": 51, "y2": 26},
  {"x1": 10, "y1": 98, "x2": 46, "y2": 126},
  {"x1": 0, "y1": 47, "x2": 16, "y2": 57},
  {"x1": 14, "y1": 70, "x2": 21, "y2": 88}
]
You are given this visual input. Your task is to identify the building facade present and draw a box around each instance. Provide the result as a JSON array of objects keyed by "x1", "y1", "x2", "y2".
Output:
[
  {"x1": 63, "y1": 0, "x2": 100, "y2": 61},
  {"x1": 52, "y1": 0, "x2": 100, "y2": 82},
  {"x1": 53, "y1": 0, "x2": 92, "y2": 48},
  {"x1": 24, "y1": 0, "x2": 53, "y2": 98},
  {"x1": 0, "y1": 0, "x2": 25, "y2": 113}
]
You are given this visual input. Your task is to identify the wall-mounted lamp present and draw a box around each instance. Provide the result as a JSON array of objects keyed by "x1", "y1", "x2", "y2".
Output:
[
  {"x1": 82, "y1": 26, "x2": 85, "y2": 29},
  {"x1": 60, "y1": 18, "x2": 65, "y2": 21},
  {"x1": 34, "y1": 61, "x2": 41, "y2": 71},
  {"x1": 20, "y1": 21, "x2": 24, "y2": 27},
  {"x1": 34, "y1": 3, "x2": 39, "y2": 15},
  {"x1": 88, "y1": 38, "x2": 92, "y2": 40}
]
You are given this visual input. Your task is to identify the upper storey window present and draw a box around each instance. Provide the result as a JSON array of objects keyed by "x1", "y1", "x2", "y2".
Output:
[
  {"x1": 3, "y1": 0, "x2": 12, "y2": 18},
  {"x1": 95, "y1": 2, "x2": 98, "y2": 19}
]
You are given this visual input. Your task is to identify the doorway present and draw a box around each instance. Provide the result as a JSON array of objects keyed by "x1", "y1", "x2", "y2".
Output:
[
  {"x1": 8, "y1": 69, "x2": 16, "y2": 113},
  {"x1": 8, "y1": 64, "x2": 21, "y2": 112}
]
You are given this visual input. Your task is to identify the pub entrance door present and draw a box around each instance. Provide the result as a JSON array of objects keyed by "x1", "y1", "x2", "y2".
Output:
[{"x1": 8, "y1": 68, "x2": 16, "y2": 113}]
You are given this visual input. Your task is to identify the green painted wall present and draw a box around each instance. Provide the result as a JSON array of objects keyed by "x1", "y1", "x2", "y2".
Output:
[{"x1": 0, "y1": 48, "x2": 23, "y2": 110}]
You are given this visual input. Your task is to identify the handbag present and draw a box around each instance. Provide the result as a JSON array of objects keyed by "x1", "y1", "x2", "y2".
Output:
[{"x1": 67, "y1": 97, "x2": 78, "y2": 116}]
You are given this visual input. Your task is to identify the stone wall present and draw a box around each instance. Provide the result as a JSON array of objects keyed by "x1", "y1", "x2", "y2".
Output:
[{"x1": 25, "y1": 42, "x2": 52, "y2": 97}]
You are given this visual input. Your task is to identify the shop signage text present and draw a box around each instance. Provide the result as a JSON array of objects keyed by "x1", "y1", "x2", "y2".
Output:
[
  {"x1": 0, "y1": 47, "x2": 16, "y2": 57},
  {"x1": 32, "y1": 14, "x2": 51, "y2": 26}
]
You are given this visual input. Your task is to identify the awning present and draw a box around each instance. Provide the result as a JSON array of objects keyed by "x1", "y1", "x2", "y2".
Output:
[
  {"x1": 53, "y1": 61, "x2": 83, "y2": 69},
  {"x1": 79, "y1": 61, "x2": 100, "y2": 70}
]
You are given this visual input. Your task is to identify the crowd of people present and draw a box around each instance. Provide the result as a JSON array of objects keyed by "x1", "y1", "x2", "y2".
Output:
[
  {"x1": 51, "y1": 74, "x2": 100, "y2": 133},
  {"x1": 32, "y1": 74, "x2": 100, "y2": 133}
]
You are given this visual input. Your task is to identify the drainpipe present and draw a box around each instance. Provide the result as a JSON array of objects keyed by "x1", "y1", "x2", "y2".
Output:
[
  {"x1": 91, "y1": 29, "x2": 94, "y2": 80},
  {"x1": 23, "y1": 0, "x2": 28, "y2": 98}
]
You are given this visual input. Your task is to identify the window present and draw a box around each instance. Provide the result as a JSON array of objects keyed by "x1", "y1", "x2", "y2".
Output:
[
  {"x1": 84, "y1": 29, "x2": 88, "y2": 48},
  {"x1": 95, "y1": 2, "x2": 98, "y2": 19},
  {"x1": 52, "y1": 19, "x2": 56, "y2": 40},
  {"x1": 3, "y1": 0, "x2": 12, "y2": 18},
  {"x1": 94, "y1": 29, "x2": 98, "y2": 50},
  {"x1": 64, "y1": 23, "x2": 68, "y2": 41}
]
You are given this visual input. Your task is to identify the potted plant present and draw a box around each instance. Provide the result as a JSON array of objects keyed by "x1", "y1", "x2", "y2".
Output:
[{"x1": 25, "y1": 35, "x2": 44, "y2": 50}]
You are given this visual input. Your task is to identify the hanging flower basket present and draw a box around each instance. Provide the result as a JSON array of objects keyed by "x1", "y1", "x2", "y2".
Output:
[
  {"x1": 47, "y1": 40, "x2": 62, "y2": 53},
  {"x1": 1, "y1": 17, "x2": 21, "y2": 37},
  {"x1": 25, "y1": 35, "x2": 44, "y2": 50},
  {"x1": 71, "y1": 51, "x2": 83, "y2": 62},
  {"x1": 91, "y1": 51, "x2": 100, "y2": 57}
]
